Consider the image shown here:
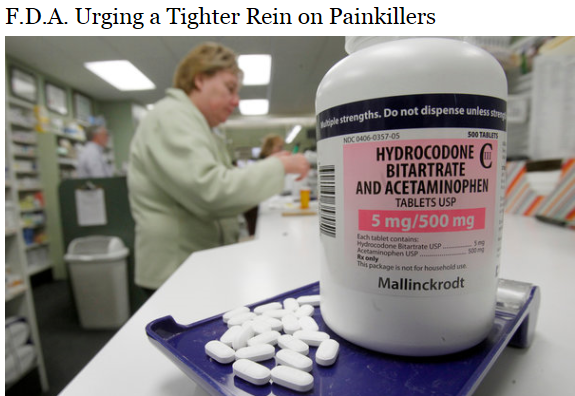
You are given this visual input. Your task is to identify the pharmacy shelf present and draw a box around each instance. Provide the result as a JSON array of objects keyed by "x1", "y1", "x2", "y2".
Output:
[
  {"x1": 17, "y1": 186, "x2": 43, "y2": 192},
  {"x1": 15, "y1": 170, "x2": 40, "y2": 177},
  {"x1": 54, "y1": 131, "x2": 86, "y2": 142},
  {"x1": 12, "y1": 152, "x2": 37, "y2": 159},
  {"x1": 5, "y1": 228, "x2": 18, "y2": 237},
  {"x1": 5, "y1": 95, "x2": 50, "y2": 392},
  {"x1": 11, "y1": 136, "x2": 38, "y2": 145},
  {"x1": 20, "y1": 206, "x2": 45, "y2": 213},
  {"x1": 5, "y1": 284, "x2": 27, "y2": 302},
  {"x1": 28, "y1": 261, "x2": 54, "y2": 277},
  {"x1": 24, "y1": 241, "x2": 50, "y2": 249},
  {"x1": 58, "y1": 157, "x2": 78, "y2": 167},
  {"x1": 37, "y1": 131, "x2": 78, "y2": 277}
]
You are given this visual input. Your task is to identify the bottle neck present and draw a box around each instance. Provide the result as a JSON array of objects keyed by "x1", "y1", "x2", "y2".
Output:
[
  {"x1": 344, "y1": 37, "x2": 396, "y2": 54},
  {"x1": 345, "y1": 36, "x2": 463, "y2": 54}
]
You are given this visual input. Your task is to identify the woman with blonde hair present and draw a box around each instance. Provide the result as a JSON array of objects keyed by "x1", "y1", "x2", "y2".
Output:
[
  {"x1": 259, "y1": 134, "x2": 285, "y2": 159},
  {"x1": 128, "y1": 42, "x2": 309, "y2": 294}
]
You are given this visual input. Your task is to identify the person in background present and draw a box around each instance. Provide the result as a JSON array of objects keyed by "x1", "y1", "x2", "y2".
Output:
[
  {"x1": 77, "y1": 125, "x2": 114, "y2": 178},
  {"x1": 127, "y1": 42, "x2": 310, "y2": 294},
  {"x1": 244, "y1": 134, "x2": 287, "y2": 235},
  {"x1": 259, "y1": 133, "x2": 285, "y2": 159}
]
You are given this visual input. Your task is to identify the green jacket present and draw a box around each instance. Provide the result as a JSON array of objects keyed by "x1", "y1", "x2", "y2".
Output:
[{"x1": 128, "y1": 88, "x2": 284, "y2": 289}]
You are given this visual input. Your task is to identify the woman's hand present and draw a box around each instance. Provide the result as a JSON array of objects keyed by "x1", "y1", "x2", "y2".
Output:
[{"x1": 275, "y1": 152, "x2": 310, "y2": 181}]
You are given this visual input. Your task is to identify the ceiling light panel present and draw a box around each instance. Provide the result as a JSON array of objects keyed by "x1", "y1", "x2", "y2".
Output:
[
  {"x1": 84, "y1": 60, "x2": 155, "y2": 91},
  {"x1": 286, "y1": 125, "x2": 302, "y2": 144},
  {"x1": 238, "y1": 54, "x2": 272, "y2": 86},
  {"x1": 239, "y1": 99, "x2": 269, "y2": 115}
]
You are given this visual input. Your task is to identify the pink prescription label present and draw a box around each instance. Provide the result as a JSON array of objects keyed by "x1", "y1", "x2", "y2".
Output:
[
  {"x1": 344, "y1": 138, "x2": 498, "y2": 235},
  {"x1": 343, "y1": 137, "x2": 499, "y2": 286}
]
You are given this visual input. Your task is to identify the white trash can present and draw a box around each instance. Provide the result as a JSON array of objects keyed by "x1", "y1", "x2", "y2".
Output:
[{"x1": 65, "y1": 236, "x2": 130, "y2": 329}]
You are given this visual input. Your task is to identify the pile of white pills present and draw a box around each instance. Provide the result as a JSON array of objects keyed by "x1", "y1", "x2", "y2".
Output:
[{"x1": 204, "y1": 294, "x2": 340, "y2": 392}]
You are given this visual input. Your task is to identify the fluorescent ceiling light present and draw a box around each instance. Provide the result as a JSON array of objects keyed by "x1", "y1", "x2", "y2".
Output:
[
  {"x1": 286, "y1": 125, "x2": 302, "y2": 144},
  {"x1": 84, "y1": 60, "x2": 155, "y2": 91},
  {"x1": 239, "y1": 99, "x2": 269, "y2": 116},
  {"x1": 238, "y1": 54, "x2": 272, "y2": 85}
]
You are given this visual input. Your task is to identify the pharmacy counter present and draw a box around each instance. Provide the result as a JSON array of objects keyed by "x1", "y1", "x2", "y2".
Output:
[{"x1": 58, "y1": 202, "x2": 574, "y2": 396}]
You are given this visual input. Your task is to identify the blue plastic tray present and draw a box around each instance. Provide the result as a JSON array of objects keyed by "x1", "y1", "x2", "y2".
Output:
[{"x1": 146, "y1": 280, "x2": 540, "y2": 396}]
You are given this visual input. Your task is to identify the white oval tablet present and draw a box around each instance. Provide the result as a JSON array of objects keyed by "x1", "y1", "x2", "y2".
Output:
[
  {"x1": 220, "y1": 326, "x2": 243, "y2": 347},
  {"x1": 283, "y1": 297, "x2": 299, "y2": 312},
  {"x1": 296, "y1": 295, "x2": 321, "y2": 307},
  {"x1": 294, "y1": 304, "x2": 315, "y2": 318},
  {"x1": 247, "y1": 330, "x2": 281, "y2": 347},
  {"x1": 253, "y1": 315, "x2": 283, "y2": 332},
  {"x1": 276, "y1": 348, "x2": 313, "y2": 372},
  {"x1": 271, "y1": 365, "x2": 314, "y2": 392},
  {"x1": 222, "y1": 306, "x2": 250, "y2": 323},
  {"x1": 232, "y1": 325, "x2": 255, "y2": 350},
  {"x1": 293, "y1": 330, "x2": 330, "y2": 346},
  {"x1": 316, "y1": 339, "x2": 340, "y2": 366},
  {"x1": 227, "y1": 312, "x2": 256, "y2": 327},
  {"x1": 262, "y1": 309, "x2": 292, "y2": 319},
  {"x1": 281, "y1": 314, "x2": 301, "y2": 335},
  {"x1": 205, "y1": 340, "x2": 235, "y2": 364},
  {"x1": 235, "y1": 344, "x2": 275, "y2": 362},
  {"x1": 250, "y1": 320, "x2": 273, "y2": 335},
  {"x1": 254, "y1": 302, "x2": 283, "y2": 314},
  {"x1": 298, "y1": 316, "x2": 319, "y2": 332},
  {"x1": 233, "y1": 359, "x2": 271, "y2": 386},
  {"x1": 277, "y1": 334, "x2": 309, "y2": 355}
]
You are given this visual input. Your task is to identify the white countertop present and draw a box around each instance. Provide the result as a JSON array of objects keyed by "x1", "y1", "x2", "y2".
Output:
[{"x1": 59, "y1": 197, "x2": 574, "y2": 396}]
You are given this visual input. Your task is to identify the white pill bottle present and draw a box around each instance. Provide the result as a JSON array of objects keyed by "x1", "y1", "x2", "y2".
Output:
[{"x1": 316, "y1": 37, "x2": 507, "y2": 356}]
